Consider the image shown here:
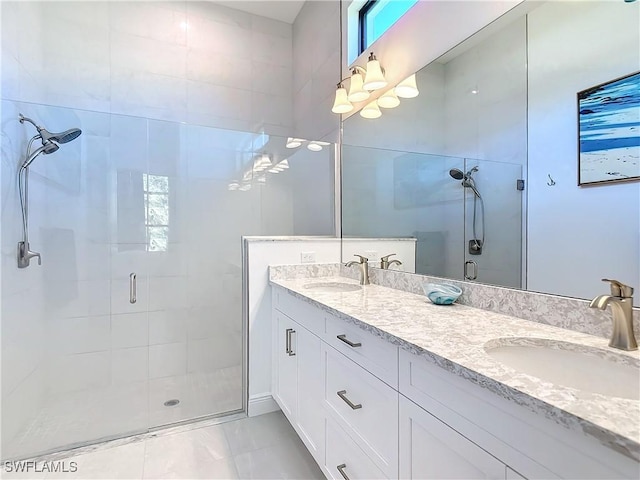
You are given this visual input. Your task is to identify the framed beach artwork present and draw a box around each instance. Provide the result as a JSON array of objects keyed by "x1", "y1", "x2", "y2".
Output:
[{"x1": 578, "y1": 71, "x2": 640, "y2": 186}]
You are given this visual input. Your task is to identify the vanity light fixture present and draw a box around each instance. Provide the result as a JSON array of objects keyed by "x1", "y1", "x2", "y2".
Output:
[
  {"x1": 332, "y1": 51, "x2": 387, "y2": 114},
  {"x1": 278, "y1": 159, "x2": 290, "y2": 169},
  {"x1": 395, "y1": 74, "x2": 420, "y2": 98},
  {"x1": 332, "y1": 84, "x2": 354, "y2": 114},
  {"x1": 228, "y1": 181, "x2": 239, "y2": 190},
  {"x1": 377, "y1": 89, "x2": 400, "y2": 109},
  {"x1": 347, "y1": 69, "x2": 370, "y2": 102},
  {"x1": 360, "y1": 100, "x2": 382, "y2": 119},
  {"x1": 307, "y1": 141, "x2": 330, "y2": 151},
  {"x1": 362, "y1": 52, "x2": 387, "y2": 90}
]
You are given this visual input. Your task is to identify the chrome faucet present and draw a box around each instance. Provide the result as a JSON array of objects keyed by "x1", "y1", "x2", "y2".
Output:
[
  {"x1": 345, "y1": 254, "x2": 370, "y2": 285},
  {"x1": 589, "y1": 278, "x2": 637, "y2": 351},
  {"x1": 380, "y1": 253, "x2": 402, "y2": 270}
]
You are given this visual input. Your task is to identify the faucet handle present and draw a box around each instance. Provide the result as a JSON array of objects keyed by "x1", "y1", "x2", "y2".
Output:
[
  {"x1": 602, "y1": 278, "x2": 634, "y2": 297},
  {"x1": 380, "y1": 253, "x2": 396, "y2": 262},
  {"x1": 353, "y1": 254, "x2": 368, "y2": 263}
]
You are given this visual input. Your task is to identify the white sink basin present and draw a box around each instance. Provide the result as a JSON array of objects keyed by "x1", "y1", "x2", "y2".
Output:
[
  {"x1": 484, "y1": 338, "x2": 640, "y2": 400},
  {"x1": 303, "y1": 282, "x2": 362, "y2": 293}
]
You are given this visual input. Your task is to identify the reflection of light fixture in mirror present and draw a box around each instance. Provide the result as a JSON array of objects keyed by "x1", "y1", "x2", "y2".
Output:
[
  {"x1": 286, "y1": 137, "x2": 304, "y2": 148},
  {"x1": 347, "y1": 70, "x2": 370, "y2": 102},
  {"x1": 268, "y1": 166, "x2": 283, "y2": 173},
  {"x1": 278, "y1": 159, "x2": 290, "y2": 169},
  {"x1": 257, "y1": 176, "x2": 266, "y2": 183},
  {"x1": 377, "y1": 89, "x2": 400, "y2": 108},
  {"x1": 253, "y1": 154, "x2": 272, "y2": 172},
  {"x1": 363, "y1": 52, "x2": 387, "y2": 90},
  {"x1": 228, "y1": 181, "x2": 239, "y2": 190},
  {"x1": 395, "y1": 74, "x2": 419, "y2": 98},
  {"x1": 360, "y1": 100, "x2": 382, "y2": 119},
  {"x1": 307, "y1": 142, "x2": 330, "y2": 152},
  {"x1": 470, "y1": 88, "x2": 479, "y2": 95},
  {"x1": 239, "y1": 183, "x2": 251, "y2": 191},
  {"x1": 331, "y1": 84, "x2": 354, "y2": 114}
]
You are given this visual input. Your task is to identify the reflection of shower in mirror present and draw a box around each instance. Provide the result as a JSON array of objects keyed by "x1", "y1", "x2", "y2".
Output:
[{"x1": 449, "y1": 167, "x2": 485, "y2": 254}]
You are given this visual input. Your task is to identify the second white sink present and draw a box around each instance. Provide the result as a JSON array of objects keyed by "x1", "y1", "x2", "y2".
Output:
[{"x1": 485, "y1": 337, "x2": 640, "y2": 400}]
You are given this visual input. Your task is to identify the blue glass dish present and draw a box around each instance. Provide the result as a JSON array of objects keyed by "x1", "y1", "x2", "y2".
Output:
[{"x1": 422, "y1": 283, "x2": 462, "y2": 305}]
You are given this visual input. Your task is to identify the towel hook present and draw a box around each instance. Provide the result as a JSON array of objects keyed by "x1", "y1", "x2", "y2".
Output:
[{"x1": 547, "y1": 174, "x2": 556, "y2": 186}]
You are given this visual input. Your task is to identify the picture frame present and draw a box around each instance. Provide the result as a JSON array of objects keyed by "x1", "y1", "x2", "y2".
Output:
[{"x1": 577, "y1": 71, "x2": 640, "y2": 186}]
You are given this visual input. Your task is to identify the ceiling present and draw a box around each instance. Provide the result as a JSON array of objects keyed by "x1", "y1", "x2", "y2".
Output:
[{"x1": 214, "y1": 1, "x2": 306, "y2": 24}]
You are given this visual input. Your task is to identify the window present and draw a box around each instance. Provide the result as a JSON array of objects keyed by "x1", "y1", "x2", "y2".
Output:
[
  {"x1": 358, "y1": 0, "x2": 418, "y2": 54},
  {"x1": 143, "y1": 174, "x2": 170, "y2": 252}
]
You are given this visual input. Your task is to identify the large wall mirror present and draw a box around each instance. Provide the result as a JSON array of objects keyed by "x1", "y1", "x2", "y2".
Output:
[{"x1": 341, "y1": 1, "x2": 640, "y2": 305}]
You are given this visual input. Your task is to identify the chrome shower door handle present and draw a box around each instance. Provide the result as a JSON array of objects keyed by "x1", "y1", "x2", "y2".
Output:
[
  {"x1": 464, "y1": 260, "x2": 478, "y2": 280},
  {"x1": 129, "y1": 273, "x2": 137, "y2": 304},
  {"x1": 336, "y1": 464, "x2": 350, "y2": 480}
]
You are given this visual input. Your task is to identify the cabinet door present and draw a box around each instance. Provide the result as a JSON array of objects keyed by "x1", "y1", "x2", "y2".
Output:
[
  {"x1": 275, "y1": 313, "x2": 297, "y2": 419},
  {"x1": 296, "y1": 326, "x2": 325, "y2": 461},
  {"x1": 399, "y1": 396, "x2": 505, "y2": 480}
]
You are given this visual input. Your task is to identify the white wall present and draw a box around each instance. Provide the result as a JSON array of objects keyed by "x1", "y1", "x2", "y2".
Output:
[
  {"x1": 1, "y1": 1, "x2": 293, "y2": 134},
  {"x1": 527, "y1": 0, "x2": 640, "y2": 304}
]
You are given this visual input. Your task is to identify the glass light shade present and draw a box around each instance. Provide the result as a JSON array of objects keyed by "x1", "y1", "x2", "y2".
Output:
[
  {"x1": 239, "y1": 184, "x2": 251, "y2": 191},
  {"x1": 257, "y1": 176, "x2": 266, "y2": 183},
  {"x1": 268, "y1": 167, "x2": 283, "y2": 173},
  {"x1": 307, "y1": 142, "x2": 323, "y2": 152},
  {"x1": 363, "y1": 59, "x2": 387, "y2": 90},
  {"x1": 360, "y1": 100, "x2": 382, "y2": 119},
  {"x1": 332, "y1": 87, "x2": 354, "y2": 114},
  {"x1": 228, "y1": 182, "x2": 239, "y2": 190},
  {"x1": 395, "y1": 74, "x2": 419, "y2": 98},
  {"x1": 278, "y1": 159, "x2": 290, "y2": 169},
  {"x1": 259, "y1": 154, "x2": 272, "y2": 166},
  {"x1": 347, "y1": 73, "x2": 370, "y2": 102},
  {"x1": 377, "y1": 89, "x2": 400, "y2": 108},
  {"x1": 286, "y1": 137, "x2": 303, "y2": 148}
]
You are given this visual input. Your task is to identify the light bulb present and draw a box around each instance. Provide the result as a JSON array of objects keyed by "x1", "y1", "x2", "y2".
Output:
[
  {"x1": 377, "y1": 89, "x2": 400, "y2": 108},
  {"x1": 363, "y1": 53, "x2": 387, "y2": 90},
  {"x1": 360, "y1": 100, "x2": 382, "y2": 119},
  {"x1": 331, "y1": 86, "x2": 354, "y2": 114},
  {"x1": 347, "y1": 71, "x2": 370, "y2": 102},
  {"x1": 395, "y1": 74, "x2": 419, "y2": 98}
]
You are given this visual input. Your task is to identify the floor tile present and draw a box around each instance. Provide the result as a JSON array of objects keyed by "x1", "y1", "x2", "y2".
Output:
[
  {"x1": 43, "y1": 442, "x2": 145, "y2": 479},
  {"x1": 142, "y1": 424, "x2": 234, "y2": 479},
  {"x1": 233, "y1": 436, "x2": 324, "y2": 480},
  {"x1": 222, "y1": 411, "x2": 297, "y2": 456}
]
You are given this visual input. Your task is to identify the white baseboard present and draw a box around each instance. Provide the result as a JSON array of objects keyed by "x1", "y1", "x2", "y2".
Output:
[{"x1": 248, "y1": 394, "x2": 280, "y2": 417}]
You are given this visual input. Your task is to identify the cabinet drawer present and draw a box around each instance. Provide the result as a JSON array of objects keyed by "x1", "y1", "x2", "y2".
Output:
[
  {"x1": 325, "y1": 315, "x2": 398, "y2": 388},
  {"x1": 323, "y1": 344, "x2": 399, "y2": 478},
  {"x1": 326, "y1": 417, "x2": 388, "y2": 480},
  {"x1": 272, "y1": 287, "x2": 325, "y2": 337}
]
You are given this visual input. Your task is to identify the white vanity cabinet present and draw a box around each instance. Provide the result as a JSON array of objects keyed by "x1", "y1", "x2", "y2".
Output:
[
  {"x1": 399, "y1": 395, "x2": 506, "y2": 479},
  {"x1": 272, "y1": 309, "x2": 324, "y2": 461}
]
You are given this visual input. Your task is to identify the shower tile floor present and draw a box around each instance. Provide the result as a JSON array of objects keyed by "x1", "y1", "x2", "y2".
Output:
[{"x1": 3, "y1": 411, "x2": 324, "y2": 480}]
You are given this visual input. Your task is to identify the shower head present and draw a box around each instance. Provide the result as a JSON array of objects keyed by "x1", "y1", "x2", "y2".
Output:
[
  {"x1": 40, "y1": 127, "x2": 82, "y2": 144},
  {"x1": 449, "y1": 168, "x2": 464, "y2": 180},
  {"x1": 21, "y1": 140, "x2": 60, "y2": 169},
  {"x1": 19, "y1": 113, "x2": 82, "y2": 146},
  {"x1": 449, "y1": 166, "x2": 481, "y2": 198}
]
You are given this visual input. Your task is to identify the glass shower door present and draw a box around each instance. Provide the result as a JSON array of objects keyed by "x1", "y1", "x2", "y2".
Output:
[{"x1": 462, "y1": 158, "x2": 523, "y2": 288}]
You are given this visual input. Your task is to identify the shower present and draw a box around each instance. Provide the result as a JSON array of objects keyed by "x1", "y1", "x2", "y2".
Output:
[
  {"x1": 17, "y1": 114, "x2": 82, "y2": 268},
  {"x1": 449, "y1": 166, "x2": 485, "y2": 254}
]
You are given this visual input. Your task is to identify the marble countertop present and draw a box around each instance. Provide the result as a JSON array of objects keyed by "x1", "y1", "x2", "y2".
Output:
[{"x1": 269, "y1": 275, "x2": 640, "y2": 461}]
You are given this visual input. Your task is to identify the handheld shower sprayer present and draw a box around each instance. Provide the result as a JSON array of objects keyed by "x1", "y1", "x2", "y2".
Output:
[
  {"x1": 17, "y1": 113, "x2": 82, "y2": 268},
  {"x1": 449, "y1": 166, "x2": 485, "y2": 255}
]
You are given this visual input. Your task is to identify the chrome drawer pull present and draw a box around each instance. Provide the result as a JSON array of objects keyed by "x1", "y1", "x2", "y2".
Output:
[
  {"x1": 286, "y1": 328, "x2": 296, "y2": 356},
  {"x1": 337, "y1": 334, "x2": 361, "y2": 348},
  {"x1": 337, "y1": 390, "x2": 362, "y2": 410},
  {"x1": 337, "y1": 464, "x2": 350, "y2": 480}
]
